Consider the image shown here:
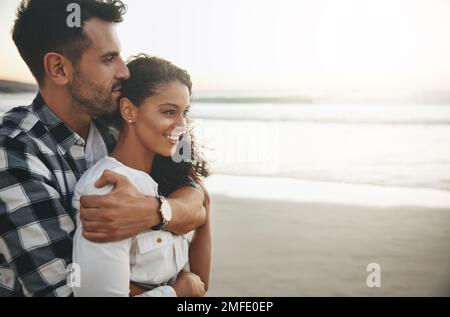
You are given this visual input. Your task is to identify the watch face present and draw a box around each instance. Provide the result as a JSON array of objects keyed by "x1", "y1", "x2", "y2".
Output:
[{"x1": 161, "y1": 200, "x2": 172, "y2": 221}]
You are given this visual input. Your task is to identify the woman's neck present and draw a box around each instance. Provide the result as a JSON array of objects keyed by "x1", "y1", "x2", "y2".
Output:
[{"x1": 111, "y1": 128, "x2": 155, "y2": 174}]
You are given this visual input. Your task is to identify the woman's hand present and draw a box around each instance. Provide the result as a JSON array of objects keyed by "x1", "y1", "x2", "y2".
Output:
[
  {"x1": 129, "y1": 272, "x2": 206, "y2": 297},
  {"x1": 171, "y1": 271, "x2": 206, "y2": 297},
  {"x1": 129, "y1": 282, "x2": 149, "y2": 297}
]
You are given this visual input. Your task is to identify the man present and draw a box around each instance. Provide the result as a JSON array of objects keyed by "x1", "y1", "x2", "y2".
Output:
[{"x1": 0, "y1": 0, "x2": 206, "y2": 297}]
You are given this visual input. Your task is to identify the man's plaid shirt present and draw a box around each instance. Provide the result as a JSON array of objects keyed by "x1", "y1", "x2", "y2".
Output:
[{"x1": 0, "y1": 94, "x2": 118, "y2": 296}]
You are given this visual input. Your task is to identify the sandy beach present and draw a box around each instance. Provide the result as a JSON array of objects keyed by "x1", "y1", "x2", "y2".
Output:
[{"x1": 206, "y1": 178, "x2": 450, "y2": 297}]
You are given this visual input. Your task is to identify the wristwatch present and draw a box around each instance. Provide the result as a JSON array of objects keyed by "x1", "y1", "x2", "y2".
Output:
[{"x1": 151, "y1": 195, "x2": 172, "y2": 231}]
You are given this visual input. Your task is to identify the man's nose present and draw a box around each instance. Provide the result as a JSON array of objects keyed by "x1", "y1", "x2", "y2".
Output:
[{"x1": 116, "y1": 57, "x2": 130, "y2": 80}]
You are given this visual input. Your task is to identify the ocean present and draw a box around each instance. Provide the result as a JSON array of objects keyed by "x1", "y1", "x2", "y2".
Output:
[{"x1": 2, "y1": 93, "x2": 450, "y2": 191}]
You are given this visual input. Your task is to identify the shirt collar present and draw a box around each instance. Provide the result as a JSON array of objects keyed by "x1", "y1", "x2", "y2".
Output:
[
  {"x1": 31, "y1": 93, "x2": 85, "y2": 156},
  {"x1": 31, "y1": 93, "x2": 118, "y2": 155}
]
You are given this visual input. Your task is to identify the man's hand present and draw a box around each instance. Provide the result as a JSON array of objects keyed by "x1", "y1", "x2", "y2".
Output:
[
  {"x1": 171, "y1": 271, "x2": 206, "y2": 297},
  {"x1": 79, "y1": 170, "x2": 161, "y2": 242}
]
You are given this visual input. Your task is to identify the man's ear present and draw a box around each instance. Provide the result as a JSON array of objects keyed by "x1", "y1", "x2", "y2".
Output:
[
  {"x1": 43, "y1": 52, "x2": 73, "y2": 86},
  {"x1": 119, "y1": 97, "x2": 138, "y2": 123}
]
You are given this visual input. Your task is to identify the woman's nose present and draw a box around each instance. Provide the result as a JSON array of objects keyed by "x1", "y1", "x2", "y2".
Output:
[{"x1": 175, "y1": 114, "x2": 186, "y2": 129}]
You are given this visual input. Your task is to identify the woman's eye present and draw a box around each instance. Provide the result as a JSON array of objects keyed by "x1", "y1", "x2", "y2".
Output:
[
  {"x1": 165, "y1": 110, "x2": 176, "y2": 116},
  {"x1": 182, "y1": 110, "x2": 189, "y2": 118}
]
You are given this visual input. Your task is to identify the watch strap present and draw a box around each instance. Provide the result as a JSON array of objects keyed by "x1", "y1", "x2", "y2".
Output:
[{"x1": 151, "y1": 195, "x2": 169, "y2": 231}]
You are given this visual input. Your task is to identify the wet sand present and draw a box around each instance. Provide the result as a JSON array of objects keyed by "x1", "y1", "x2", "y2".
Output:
[{"x1": 207, "y1": 195, "x2": 450, "y2": 296}]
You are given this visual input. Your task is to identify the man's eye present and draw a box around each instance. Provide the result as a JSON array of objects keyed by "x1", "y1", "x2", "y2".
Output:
[{"x1": 105, "y1": 56, "x2": 114, "y2": 63}]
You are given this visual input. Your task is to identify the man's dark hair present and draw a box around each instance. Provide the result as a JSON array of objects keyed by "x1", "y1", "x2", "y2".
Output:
[{"x1": 12, "y1": 0, "x2": 126, "y2": 85}]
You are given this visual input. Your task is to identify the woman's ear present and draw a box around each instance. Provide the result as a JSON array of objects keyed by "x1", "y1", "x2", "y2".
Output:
[
  {"x1": 43, "y1": 52, "x2": 72, "y2": 86},
  {"x1": 119, "y1": 97, "x2": 138, "y2": 124}
]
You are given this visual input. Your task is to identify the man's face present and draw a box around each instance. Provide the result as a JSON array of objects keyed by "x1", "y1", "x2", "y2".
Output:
[{"x1": 68, "y1": 18, "x2": 130, "y2": 116}]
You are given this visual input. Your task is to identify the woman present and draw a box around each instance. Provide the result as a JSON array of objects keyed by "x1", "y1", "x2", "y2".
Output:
[{"x1": 72, "y1": 54, "x2": 211, "y2": 297}]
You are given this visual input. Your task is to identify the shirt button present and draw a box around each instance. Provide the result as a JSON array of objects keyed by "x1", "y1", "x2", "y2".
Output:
[
  {"x1": 76, "y1": 139, "x2": 84, "y2": 146},
  {"x1": 156, "y1": 237, "x2": 162, "y2": 243}
]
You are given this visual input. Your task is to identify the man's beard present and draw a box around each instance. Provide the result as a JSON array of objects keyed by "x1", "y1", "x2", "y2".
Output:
[{"x1": 68, "y1": 72, "x2": 119, "y2": 117}]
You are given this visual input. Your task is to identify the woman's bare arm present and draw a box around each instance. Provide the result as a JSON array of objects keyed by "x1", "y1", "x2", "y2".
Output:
[{"x1": 187, "y1": 181, "x2": 212, "y2": 291}]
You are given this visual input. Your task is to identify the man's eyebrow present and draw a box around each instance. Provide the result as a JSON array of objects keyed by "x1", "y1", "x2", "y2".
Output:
[{"x1": 100, "y1": 51, "x2": 119, "y2": 59}]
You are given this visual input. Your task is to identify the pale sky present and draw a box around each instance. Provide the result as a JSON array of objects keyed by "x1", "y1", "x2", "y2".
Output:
[{"x1": 1, "y1": 0, "x2": 449, "y2": 94}]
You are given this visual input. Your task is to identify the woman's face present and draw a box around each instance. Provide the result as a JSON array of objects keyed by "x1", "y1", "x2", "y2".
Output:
[{"x1": 133, "y1": 80, "x2": 190, "y2": 157}]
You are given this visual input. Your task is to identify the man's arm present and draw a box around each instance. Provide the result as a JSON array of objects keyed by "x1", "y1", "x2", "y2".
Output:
[
  {"x1": 0, "y1": 142, "x2": 73, "y2": 297},
  {"x1": 79, "y1": 170, "x2": 205, "y2": 242},
  {"x1": 165, "y1": 185, "x2": 205, "y2": 235}
]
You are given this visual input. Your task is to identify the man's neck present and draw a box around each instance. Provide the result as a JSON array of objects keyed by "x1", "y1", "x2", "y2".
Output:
[{"x1": 40, "y1": 87, "x2": 92, "y2": 141}]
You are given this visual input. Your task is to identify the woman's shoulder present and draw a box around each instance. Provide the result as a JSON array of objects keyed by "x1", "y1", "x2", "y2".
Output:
[
  {"x1": 80, "y1": 156, "x2": 158, "y2": 197},
  {"x1": 73, "y1": 157, "x2": 121, "y2": 201},
  {"x1": 88, "y1": 156, "x2": 124, "y2": 177}
]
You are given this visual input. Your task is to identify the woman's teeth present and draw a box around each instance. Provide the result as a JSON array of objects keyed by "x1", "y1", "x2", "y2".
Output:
[{"x1": 164, "y1": 134, "x2": 181, "y2": 143}]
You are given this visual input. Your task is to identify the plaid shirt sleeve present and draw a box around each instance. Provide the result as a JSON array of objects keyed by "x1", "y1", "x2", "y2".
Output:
[{"x1": 0, "y1": 136, "x2": 74, "y2": 297}]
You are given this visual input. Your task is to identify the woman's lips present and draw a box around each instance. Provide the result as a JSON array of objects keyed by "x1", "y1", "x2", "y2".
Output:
[{"x1": 163, "y1": 133, "x2": 181, "y2": 144}]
